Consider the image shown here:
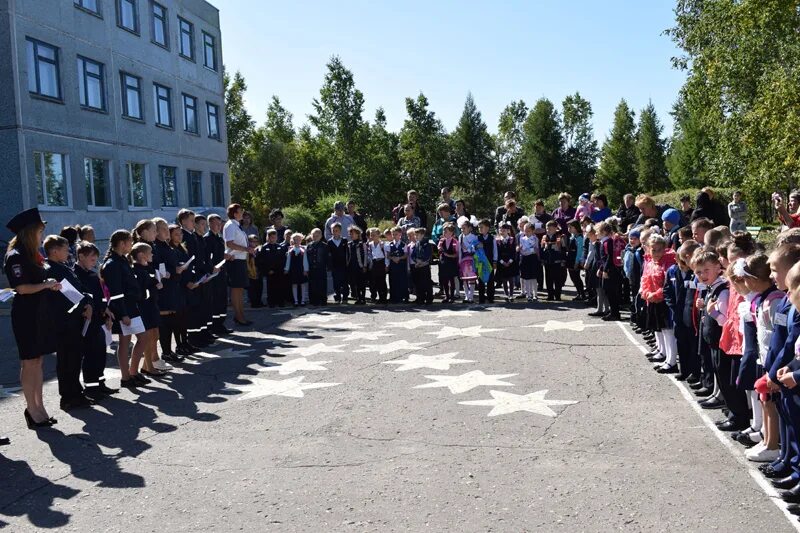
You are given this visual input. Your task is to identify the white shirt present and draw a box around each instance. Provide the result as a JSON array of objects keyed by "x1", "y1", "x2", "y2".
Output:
[{"x1": 223, "y1": 219, "x2": 249, "y2": 260}]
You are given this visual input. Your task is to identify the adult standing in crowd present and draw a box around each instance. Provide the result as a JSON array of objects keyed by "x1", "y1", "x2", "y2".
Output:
[
  {"x1": 633, "y1": 194, "x2": 671, "y2": 227},
  {"x1": 616, "y1": 194, "x2": 641, "y2": 233},
  {"x1": 4, "y1": 208, "x2": 60, "y2": 428},
  {"x1": 728, "y1": 190, "x2": 748, "y2": 233},
  {"x1": 440, "y1": 187, "x2": 457, "y2": 214},
  {"x1": 223, "y1": 203, "x2": 254, "y2": 326},
  {"x1": 702, "y1": 187, "x2": 731, "y2": 227},
  {"x1": 680, "y1": 195, "x2": 693, "y2": 223},
  {"x1": 500, "y1": 199, "x2": 523, "y2": 232},
  {"x1": 240, "y1": 211, "x2": 259, "y2": 238},
  {"x1": 530, "y1": 199, "x2": 553, "y2": 239},
  {"x1": 324, "y1": 202, "x2": 356, "y2": 241},
  {"x1": 774, "y1": 190, "x2": 800, "y2": 230},
  {"x1": 347, "y1": 200, "x2": 368, "y2": 241},
  {"x1": 397, "y1": 204, "x2": 421, "y2": 241},
  {"x1": 454, "y1": 199, "x2": 471, "y2": 221},
  {"x1": 690, "y1": 190, "x2": 723, "y2": 226},
  {"x1": 406, "y1": 190, "x2": 427, "y2": 229},
  {"x1": 494, "y1": 191, "x2": 516, "y2": 227},
  {"x1": 266, "y1": 209, "x2": 288, "y2": 242},
  {"x1": 551, "y1": 193, "x2": 576, "y2": 234},
  {"x1": 590, "y1": 193, "x2": 612, "y2": 223}
]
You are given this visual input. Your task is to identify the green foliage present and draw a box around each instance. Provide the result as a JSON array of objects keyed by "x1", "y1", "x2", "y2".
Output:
[
  {"x1": 635, "y1": 102, "x2": 669, "y2": 192},
  {"x1": 666, "y1": 96, "x2": 710, "y2": 189},
  {"x1": 359, "y1": 108, "x2": 403, "y2": 220},
  {"x1": 521, "y1": 98, "x2": 564, "y2": 198},
  {"x1": 398, "y1": 93, "x2": 451, "y2": 202},
  {"x1": 495, "y1": 100, "x2": 529, "y2": 189},
  {"x1": 596, "y1": 100, "x2": 637, "y2": 205},
  {"x1": 562, "y1": 92, "x2": 598, "y2": 195},
  {"x1": 282, "y1": 205, "x2": 317, "y2": 235},
  {"x1": 449, "y1": 94, "x2": 498, "y2": 217},
  {"x1": 311, "y1": 192, "x2": 351, "y2": 227}
]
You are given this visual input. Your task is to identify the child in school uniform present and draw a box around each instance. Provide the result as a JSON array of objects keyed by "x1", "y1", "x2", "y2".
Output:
[
  {"x1": 285, "y1": 233, "x2": 309, "y2": 306},
  {"x1": 410, "y1": 227, "x2": 434, "y2": 305},
  {"x1": 518, "y1": 223, "x2": 541, "y2": 303},
  {"x1": 566, "y1": 220, "x2": 585, "y2": 301},
  {"x1": 74, "y1": 241, "x2": 117, "y2": 399},
  {"x1": 153, "y1": 218, "x2": 181, "y2": 362},
  {"x1": 327, "y1": 223, "x2": 349, "y2": 303},
  {"x1": 346, "y1": 226, "x2": 369, "y2": 305},
  {"x1": 44, "y1": 235, "x2": 95, "y2": 410},
  {"x1": 624, "y1": 229, "x2": 644, "y2": 328},
  {"x1": 406, "y1": 228, "x2": 417, "y2": 297},
  {"x1": 540, "y1": 220, "x2": 566, "y2": 301},
  {"x1": 640, "y1": 234, "x2": 678, "y2": 373},
  {"x1": 388, "y1": 226, "x2": 409, "y2": 303},
  {"x1": 476, "y1": 219, "x2": 498, "y2": 304},
  {"x1": 458, "y1": 217, "x2": 479, "y2": 304},
  {"x1": 247, "y1": 234, "x2": 264, "y2": 308},
  {"x1": 668, "y1": 240, "x2": 701, "y2": 382},
  {"x1": 438, "y1": 223, "x2": 459, "y2": 304},
  {"x1": 432, "y1": 204, "x2": 457, "y2": 244},
  {"x1": 168, "y1": 225, "x2": 194, "y2": 356},
  {"x1": 495, "y1": 222, "x2": 518, "y2": 302},
  {"x1": 131, "y1": 242, "x2": 165, "y2": 377},
  {"x1": 257, "y1": 229, "x2": 287, "y2": 308},
  {"x1": 367, "y1": 228, "x2": 389, "y2": 303},
  {"x1": 306, "y1": 228, "x2": 329, "y2": 306}
]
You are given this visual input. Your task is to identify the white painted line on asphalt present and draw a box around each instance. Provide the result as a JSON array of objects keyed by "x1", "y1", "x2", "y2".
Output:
[{"x1": 616, "y1": 321, "x2": 800, "y2": 532}]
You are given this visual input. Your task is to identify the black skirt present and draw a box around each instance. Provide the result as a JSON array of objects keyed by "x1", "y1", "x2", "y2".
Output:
[
  {"x1": 139, "y1": 298, "x2": 161, "y2": 330},
  {"x1": 646, "y1": 301, "x2": 670, "y2": 332},
  {"x1": 439, "y1": 256, "x2": 459, "y2": 280},
  {"x1": 519, "y1": 254, "x2": 540, "y2": 280},
  {"x1": 227, "y1": 259, "x2": 249, "y2": 289}
]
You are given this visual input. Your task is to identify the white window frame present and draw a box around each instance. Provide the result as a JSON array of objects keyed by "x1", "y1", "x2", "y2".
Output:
[
  {"x1": 84, "y1": 157, "x2": 114, "y2": 210},
  {"x1": 33, "y1": 151, "x2": 72, "y2": 210},
  {"x1": 126, "y1": 161, "x2": 150, "y2": 210}
]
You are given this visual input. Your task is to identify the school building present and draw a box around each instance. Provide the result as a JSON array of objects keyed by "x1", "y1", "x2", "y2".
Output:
[{"x1": 0, "y1": 0, "x2": 229, "y2": 243}]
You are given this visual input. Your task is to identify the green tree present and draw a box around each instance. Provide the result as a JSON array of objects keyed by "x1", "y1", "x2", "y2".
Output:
[
  {"x1": 596, "y1": 99, "x2": 637, "y2": 203},
  {"x1": 495, "y1": 100, "x2": 529, "y2": 189},
  {"x1": 635, "y1": 102, "x2": 669, "y2": 192},
  {"x1": 398, "y1": 93, "x2": 451, "y2": 204},
  {"x1": 666, "y1": 96, "x2": 710, "y2": 189},
  {"x1": 521, "y1": 98, "x2": 564, "y2": 197},
  {"x1": 449, "y1": 93, "x2": 497, "y2": 216},
  {"x1": 361, "y1": 108, "x2": 402, "y2": 218},
  {"x1": 224, "y1": 70, "x2": 255, "y2": 204},
  {"x1": 561, "y1": 92, "x2": 598, "y2": 195}
]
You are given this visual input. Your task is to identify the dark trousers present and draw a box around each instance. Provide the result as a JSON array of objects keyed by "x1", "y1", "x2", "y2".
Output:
[
  {"x1": 713, "y1": 349, "x2": 749, "y2": 421},
  {"x1": 568, "y1": 268, "x2": 584, "y2": 296},
  {"x1": 211, "y1": 278, "x2": 228, "y2": 328},
  {"x1": 159, "y1": 313, "x2": 176, "y2": 354},
  {"x1": 174, "y1": 309, "x2": 189, "y2": 347},
  {"x1": 629, "y1": 281, "x2": 640, "y2": 322},
  {"x1": 331, "y1": 267, "x2": 348, "y2": 301},
  {"x1": 248, "y1": 276, "x2": 264, "y2": 307},
  {"x1": 699, "y1": 339, "x2": 715, "y2": 390},
  {"x1": 785, "y1": 393, "x2": 800, "y2": 474},
  {"x1": 543, "y1": 263, "x2": 565, "y2": 299},
  {"x1": 675, "y1": 323, "x2": 699, "y2": 378},
  {"x1": 413, "y1": 265, "x2": 433, "y2": 304},
  {"x1": 389, "y1": 263, "x2": 408, "y2": 303},
  {"x1": 535, "y1": 262, "x2": 544, "y2": 290},
  {"x1": 370, "y1": 263, "x2": 388, "y2": 302},
  {"x1": 81, "y1": 325, "x2": 107, "y2": 386},
  {"x1": 478, "y1": 272, "x2": 495, "y2": 303},
  {"x1": 308, "y1": 268, "x2": 328, "y2": 305},
  {"x1": 266, "y1": 271, "x2": 286, "y2": 307},
  {"x1": 348, "y1": 268, "x2": 367, "y2": 302},
  {"x1": 57, "y1": 332, "x2": 84, "y2": 400},
  {"x1": 603, "y1": 271, "x2": 621, "y2": 316},
  {"x1": 621, "y1": 277, "x2": 631, "y2": 305}
]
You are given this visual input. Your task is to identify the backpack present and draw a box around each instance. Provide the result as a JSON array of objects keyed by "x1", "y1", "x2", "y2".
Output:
[
  {"x1": 622, "y1": 247, "x2": 634, "y2": 278},
  {"x1": 612, "y1": 235, "x2": 626, "y2": 268}
]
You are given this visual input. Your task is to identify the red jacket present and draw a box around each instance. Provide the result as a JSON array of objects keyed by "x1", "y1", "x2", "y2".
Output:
[{"x1": 640, "y1": 249, "x2": 677, "y2": 303}]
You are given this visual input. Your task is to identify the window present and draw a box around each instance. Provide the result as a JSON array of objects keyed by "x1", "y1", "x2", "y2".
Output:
[
  {"x1": 84, "y1": 158, "x2": 111, "y2": 208},
  {"x1": 77, "y1": 57, "x2": 105, "y2": 110},
  {"x1": 121, "y1": 72, "x2": 142, "y2": 119},
  {"x1": 187, "y1": 170, "x2": 202, "y2": 206},
  {"x1": 26, "y1": 38, "x2": 61, "y2": 99},
  {"x1": 182, "y1": 94, "x2": 198, "y2": 133},
  {"x1": 153, "y1": 83, "x2": 172, "y2": 127},
  {"x1": 159, "y1": 165, "x2": 177, "y2": 207},
  {"x1": 117, "y1": 0, "x2": 139, "y2": 33},
  {"x1": 178, "y1": 17, "x2": 194, "y2": 60},
  {"x1": 206, "y1": 102, "x2": 220, "y2": 139},
  {"x1": 127, "y1": 162, "x2": 148, "y2": 207},
  {"x1": 151, "y1": 2, "x2": 168, "y2": 47},
  {"x1": 74, "y1": 0, "x2": 100, "y2": 15},
  {"x1": 202, "y1": 32, "x2": 216, "y2": 70},
  {"x1": 211, "y1": 173, "x2": 225, "y2": 207},
  {"x1": 33, "y1": 152, "x2": 70, "y2": 207}
]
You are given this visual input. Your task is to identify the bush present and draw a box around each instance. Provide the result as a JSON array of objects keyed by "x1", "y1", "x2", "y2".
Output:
[
  {"x1": 282, "y1": 205, "x2": 317, "y2": 235},
  {"x1": 651, "y1": 187, "x2": 737, "y2": 211},
  {"x1": 365, "y1": 218, "x2": 396, "y2": 233},
  {"x1": 312, "y1": 193, "x2": 351, "y2": 227}
]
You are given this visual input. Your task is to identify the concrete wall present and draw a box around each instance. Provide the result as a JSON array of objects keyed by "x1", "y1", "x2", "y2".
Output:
[{"x1": 0, "y1": 0, "x2": 228, "y2": 242}]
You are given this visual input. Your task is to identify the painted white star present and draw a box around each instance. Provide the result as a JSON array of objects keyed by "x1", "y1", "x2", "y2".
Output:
[
  {"x1": 426, "y1": 325, "x2": 506, "y2": 339},
  {"x1": 215, "y1": 337, "x2": 252, "y2": 347},
  {"x1": 194, "y1": 348, "x2": 249, "y2": 359},
  {"x1": 231, "y1": 331, "x2": 311, "y2": 342},
  {"x1": 414, "y1": 370, "x2": 517, "y2": 394},
  {"x1": 526, "y1": 320, "x2": 605, "y2": 332},
  {"x1": 387, "y1": 319, "x2": 442, "y2": 330},
  {"x1": 227, "y1": 376, "x2": 340, "y2": 400},
  {"x1": 255, "y1": 358, "x2": 331, "y2": 376},
  {"x1": 334, "y1": 330, "x2": 396, "y2": 342},
  {"x1": 435, "y1": 310, "x2": 475, "y2": 318},
  {"x1": 383, "y1": 352, "x2": 474, "y2": 372},
  {"x1": 293, "y1": 313, "x2": 340, "y2": 324},
  {"x1": 274, "y1": 343, "x2": 346, "y2": 357},
  {"x1": 459, "y1": 389, "x2": 578, "y2": 417},
  {"x1": 354, "y1": 340, "x2": 429, "y2": 355},
  {"x1": 0, "y1": 385, "x2": 22, "y2": 398},
  {"x1": 313, "y1": 321, "x2": 366, "y2": 330}
]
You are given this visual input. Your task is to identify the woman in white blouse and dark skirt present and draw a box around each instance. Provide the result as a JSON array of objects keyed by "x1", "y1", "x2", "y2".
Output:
[{"x1": 223, "y1": 204, "x2": 255, "y2": 326}]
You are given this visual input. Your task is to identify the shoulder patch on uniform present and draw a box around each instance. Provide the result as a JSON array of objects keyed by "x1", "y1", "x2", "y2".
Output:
[{"x1": 11, "y1": 263, "x2": 22, "y2": 278}]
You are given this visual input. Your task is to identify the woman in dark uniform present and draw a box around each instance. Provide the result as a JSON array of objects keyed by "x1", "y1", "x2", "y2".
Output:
[
  {"x1": 4, "y1": 208, "x2": 60, "y2": 428},
  {"x1": 153, "y1": 218, "x2": 181, "y2": 362}
]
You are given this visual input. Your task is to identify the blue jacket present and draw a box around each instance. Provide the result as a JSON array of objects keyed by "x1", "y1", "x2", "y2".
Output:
[{"x1": 767, "y1": 298, "x2": 795, "y2": 382}]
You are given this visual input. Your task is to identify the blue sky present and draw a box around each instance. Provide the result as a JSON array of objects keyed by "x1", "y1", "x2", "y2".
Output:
[{"x1": 209, "y1": 0, "x2": 685, "y2": 141}]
